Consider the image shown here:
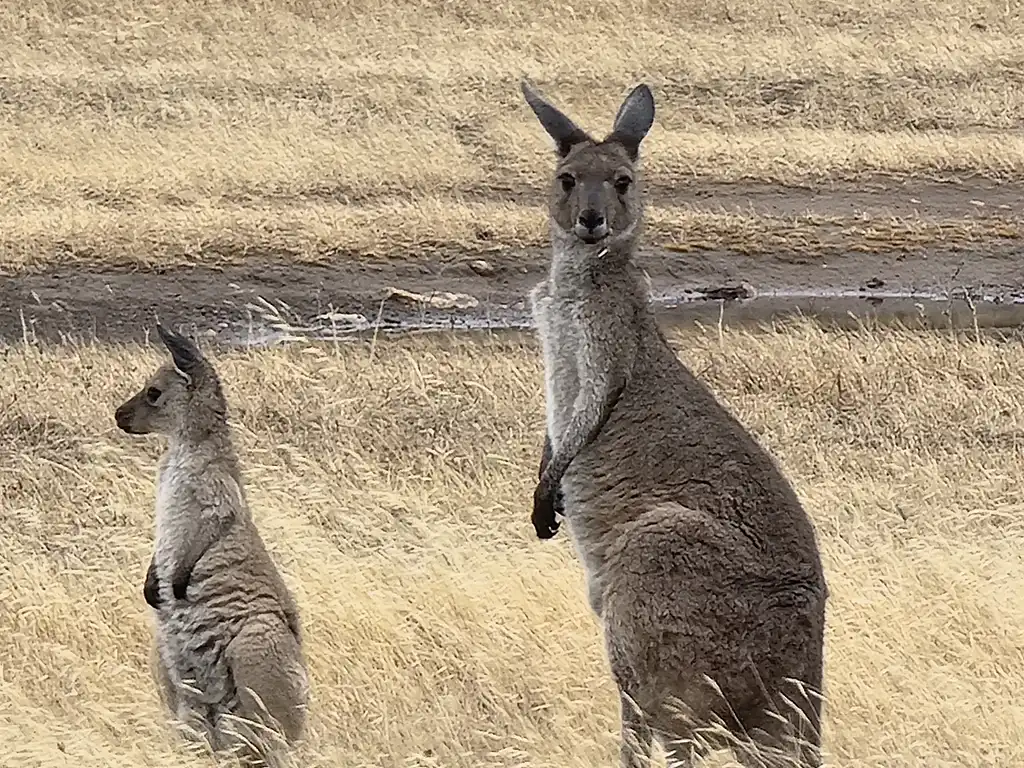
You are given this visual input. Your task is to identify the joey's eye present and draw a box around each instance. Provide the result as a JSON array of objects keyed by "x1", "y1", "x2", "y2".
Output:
[
  {"x1": 558, "y1": 174, "x2": 576, "y2": 192},
  {"x1": 614, "y1": 176, "x2": 633, "y2": 194},
  {"x1": 145, "y1": 387, "x2": 162, "y2": 405}
]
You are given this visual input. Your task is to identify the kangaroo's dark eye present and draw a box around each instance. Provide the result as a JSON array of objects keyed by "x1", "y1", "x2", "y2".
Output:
[
  {"x1": 558, "y1": 174, "x2": 576, "y2": 193},
  {"x1": 614, "y1": 176, "x2": 633, "y2": 195},
  {"x1": 145, "y1": 387, "x2": 162, "y2": 405}
]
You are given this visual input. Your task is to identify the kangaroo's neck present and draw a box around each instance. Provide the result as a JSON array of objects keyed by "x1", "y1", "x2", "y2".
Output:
[
  {"x1": 164, "y1": 424, "x2": 241, "y2": 478},
  {"x1": 547, "y1": 232, "x2": 648, "y2": 297}
]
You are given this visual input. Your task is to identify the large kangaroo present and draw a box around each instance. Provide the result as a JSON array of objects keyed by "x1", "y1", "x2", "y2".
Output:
[
  {"x1": 115, "y1": 324, "x2": 309, "y2": 767},
  {"x1": 522, "y1": 81, "x2": 829, "y2": 767}
]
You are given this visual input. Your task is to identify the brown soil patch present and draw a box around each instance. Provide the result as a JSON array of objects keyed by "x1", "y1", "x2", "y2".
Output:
[{"x1": 3, "y1": 177, "x2": 1023, "y2": 345}]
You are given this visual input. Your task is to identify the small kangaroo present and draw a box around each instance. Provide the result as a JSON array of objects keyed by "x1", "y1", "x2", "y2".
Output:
[
  {"x1": 115, "y1": 324, "x2": 309, "y2": 767},
  {"x1": 522, "y1": 81, "x2": 829, "y2": 767}
]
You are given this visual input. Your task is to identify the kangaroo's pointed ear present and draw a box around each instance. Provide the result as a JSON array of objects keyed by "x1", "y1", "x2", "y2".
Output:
[
  {"x1": 607, "y1": 84, "x2": 655, "y2": 160},
  {"x1": 156, "y1": 323, "x2": 203, "y2": 379},
  {"x1": 521, "y1": 79, "x2": 593, "y2": 158}
]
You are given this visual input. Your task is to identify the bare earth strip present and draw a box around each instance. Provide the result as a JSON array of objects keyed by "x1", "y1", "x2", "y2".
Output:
[{"x1": 4, "y1": 176, "x2": 1024, "y2": 345}]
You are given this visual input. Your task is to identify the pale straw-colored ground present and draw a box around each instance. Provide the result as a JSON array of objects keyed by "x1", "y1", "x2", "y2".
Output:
[
  {"x1": 2, "y1": 323, "x2": 1023, "y2": 766},
  {"x1": 2, "y1": 0, "x2": 1022, "y2": 269},
  {"x1": 4, "y1": 1, "x2": 1023, "y2": 765}
]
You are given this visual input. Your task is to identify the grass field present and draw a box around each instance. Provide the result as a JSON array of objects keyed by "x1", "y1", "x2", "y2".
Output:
[
  {"x1": 2, "y1": 323, "x2": 1024, "y2": 767},
  {"x1": 3, "y1": 0, "x2": 1024, "y2": 765},
  {"x1": 2, "y1": 0, "x2": 1023, "y2": 270}
]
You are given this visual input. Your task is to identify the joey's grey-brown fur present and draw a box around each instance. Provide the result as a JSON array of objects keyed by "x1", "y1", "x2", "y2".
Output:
[
  {"x1": 522, "y1": 81, "x2": 828, "y2": 767},
  {"x1": 115, "y1": 324, "x2": 309, "y2": 767}
]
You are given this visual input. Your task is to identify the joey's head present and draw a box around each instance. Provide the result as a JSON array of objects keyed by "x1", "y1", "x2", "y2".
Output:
[
  {"x1": 114, "y1": 324, "x2": 228, "y2": 439},
  {"x1": 521, "y1": 80, "x2": 655, "y2": 250}
]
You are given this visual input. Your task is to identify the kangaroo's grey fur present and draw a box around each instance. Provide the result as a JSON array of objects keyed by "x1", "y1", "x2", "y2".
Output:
[
  {"x1": 115, "y1": 324, "x2": 309, "y2": 767},
  {"x1": 522, "y1": 81, "x2": 829, "y2": 767}
]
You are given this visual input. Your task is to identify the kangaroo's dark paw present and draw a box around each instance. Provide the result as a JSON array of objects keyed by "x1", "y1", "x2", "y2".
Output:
[{"x1": 532, "y1": 483, "x2": 562, "y2": 539}]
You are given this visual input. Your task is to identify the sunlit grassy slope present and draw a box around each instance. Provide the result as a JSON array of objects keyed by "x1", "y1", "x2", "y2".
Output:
[
  {"x1": 2, "y1": 324, "x2": 1023, "y2": 766},
  {"x1": 2, "y1": 0, "x2": 1022, "y2": 269}
]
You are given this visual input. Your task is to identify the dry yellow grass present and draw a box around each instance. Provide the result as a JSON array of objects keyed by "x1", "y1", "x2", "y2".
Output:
[
  {"x1": 2, "y1": 0, "x2": 1022, "y2": 269},
  {"x1": 2, "y1": 322, "x2": 1024, "y2": 766}
]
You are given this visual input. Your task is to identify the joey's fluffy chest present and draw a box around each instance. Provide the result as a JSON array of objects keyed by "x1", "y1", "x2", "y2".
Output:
[
  {"x1": 154, "y1": 448, "x2": 192, "y2": 568},
  {"x1": 153, "y1": 446, "x2": 239, "y2": 599}
]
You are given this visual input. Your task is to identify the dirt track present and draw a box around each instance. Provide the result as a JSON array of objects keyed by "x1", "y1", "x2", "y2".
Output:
[{"x1": 3, "y1": 178, "x2": 1023, "y2": 345}]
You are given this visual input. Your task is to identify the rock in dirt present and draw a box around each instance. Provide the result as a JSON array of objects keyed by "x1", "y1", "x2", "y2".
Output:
[
  {"x1": 698, "y1": 282, "x2": 758, "y2": 301},
  {"x1": 316, "y1": 312, "x2": 370, "y2": 330},
  {"x1": 385, "y1": 287, "x2": 480, "y2": 311},
  {"x1": 468, "y1": 259, "x2": 496, "y2": 277}
]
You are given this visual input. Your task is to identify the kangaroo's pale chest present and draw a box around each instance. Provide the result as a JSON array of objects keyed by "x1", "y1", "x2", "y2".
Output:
[
  {"x1": 531, "y1": 281, "x2": 583, "y2": 450},
  {"x1": 154, "y1": 451, "x2": 195, "y2": 574}
]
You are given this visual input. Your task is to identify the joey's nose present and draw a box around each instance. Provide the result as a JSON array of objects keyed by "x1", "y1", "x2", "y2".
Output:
[
  {"x1": 114, "y1": 405, "x2": 133, "y2": 432},
  {"x1": 577, "y1": 210, "x2": 605, "y2": 231}
]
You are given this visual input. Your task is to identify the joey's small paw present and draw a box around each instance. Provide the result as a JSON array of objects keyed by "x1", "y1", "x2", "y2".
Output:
[
  {"x1": 532, "y1": 484, "x2": 561, "y2": 540},
  {"x1": 172, "y1": 577, "x2": 190, "y2": 601},
  {"x1": 143, "y1": 561, "x2": 162, "y2": 609},
  {"x1": 143, "y1": 579, "x2": 162, "y2": 609}
]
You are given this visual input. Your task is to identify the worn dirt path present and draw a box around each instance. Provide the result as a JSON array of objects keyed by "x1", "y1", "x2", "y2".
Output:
[{"x1": 2, "y1": 179, "x2": 1022, "y2": 345}]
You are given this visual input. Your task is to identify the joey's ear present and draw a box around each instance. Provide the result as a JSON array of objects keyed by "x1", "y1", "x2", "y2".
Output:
[
  {"x1": 156, "y1": 323, "x2": 203, "y2": 378},
  {"x1": 521, "y1": 79, "x2": 592, "y2": 158},
  {"x1": 607, "y1": 83, "x2": 655, "y2": 160}
]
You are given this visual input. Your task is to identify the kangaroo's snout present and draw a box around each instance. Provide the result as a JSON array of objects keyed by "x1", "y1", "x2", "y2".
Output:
[
  {"x1": 114, "y1": 402, "x2": 139, "y2": 433},
  {"x1": 575, "y1": 208, "x2": 609, "y2": 243}
]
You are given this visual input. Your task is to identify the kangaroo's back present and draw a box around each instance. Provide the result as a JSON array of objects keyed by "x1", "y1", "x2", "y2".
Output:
[{"x1": 570, "y1": 316, "x2": 824, "y2": 581}]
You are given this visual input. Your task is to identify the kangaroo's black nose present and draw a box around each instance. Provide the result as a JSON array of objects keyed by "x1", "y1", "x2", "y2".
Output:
[
  {"x1": 577, "y1": 209, "x2": 605, "y2": 231},
  {"x1": 114, "y1": 406, "x2": 133, "y2": 432}
]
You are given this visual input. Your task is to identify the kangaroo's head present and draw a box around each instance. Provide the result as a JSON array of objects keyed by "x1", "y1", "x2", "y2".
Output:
[
  {"x1": 114, "y1": 324, "x2": 227, "y2": 438},
  {"x1": 521, "y1": 80, "x2": 655, "y2": 250}
]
